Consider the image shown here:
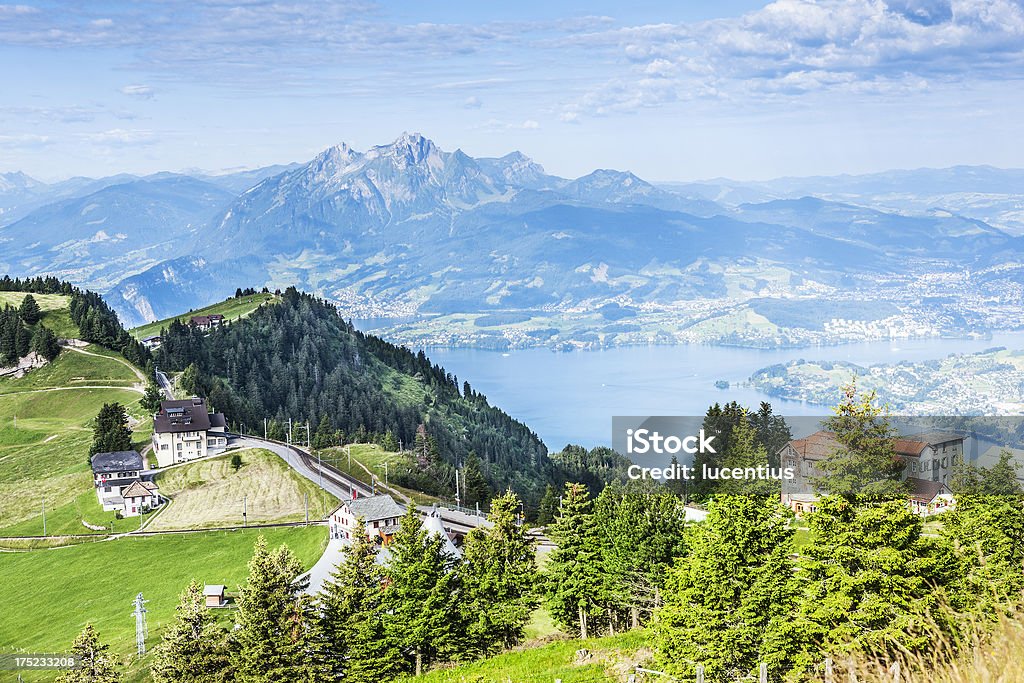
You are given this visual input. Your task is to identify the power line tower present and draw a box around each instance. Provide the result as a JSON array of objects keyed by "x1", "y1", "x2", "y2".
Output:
[{"x1": 132, "y1": 592, "x2": 149, "y2": 656}]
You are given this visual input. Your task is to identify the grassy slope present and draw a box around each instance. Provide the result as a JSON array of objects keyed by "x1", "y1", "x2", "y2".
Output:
[
  {"x1": 0, "y1": 349, "x2": 149, "y2": 536},
  {"x1": 317, "y1": 443, "x2": 441, "y2": 505},
  {"x1": 130, "y1": 293, "x2": 279, "y2": 340},
  {"x1": 0, "y1": 526, "x2": 327, "y2": 682},
  {"x1": 409, "y1": 629, "x2": 651, "y2": 683},
  {"x1": 148, "y1": 448, "x2": 339, "y2": 531},
  {"x1": 0, "y1": 291, "x2": 79, "y2": 339}
]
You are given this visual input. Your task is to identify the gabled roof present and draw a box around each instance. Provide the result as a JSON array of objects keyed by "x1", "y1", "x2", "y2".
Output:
[
  {"x1": 154, "y1": 398, "x2": 212, "y2": 433},
  {"x1": 906, "y1": 477, "x2": 952, "y2": 502},
  {"x1": 203, "y1": 585, "x2": 226, "y2": 596},
  {"x1": 122, "y1": 481, "x2": 154, "y2": 499},
  {"x1": 91, "y1": 450, "x2": 143, "y2": 474},
  {"x1": 782, "y1": 431, "x2": 840, "y2": 461},
  {"x1": 333, "y1": 494, "x2": 405, "y2": 522}
]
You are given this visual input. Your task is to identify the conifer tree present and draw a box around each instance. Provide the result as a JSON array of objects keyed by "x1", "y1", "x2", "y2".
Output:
[
  {"x1": 798, "y1": 496, "x2": 941, "y2": 659},
  {"x1": 56, "y1": 624, "x2": 121, "y2": 683},
  {"x1": 31, "y1": 324, "x2": 61, "y2": 361},
  {"x1": 462, "y1": 452, "x2": 491, "y2": 508},
  {"x1": 461, "y1": 491, "x2": 539, "y2": 654},
  {"x1": 141, "y1": 382, "x2": 163, "y2": 413},
  {"x1": 655, "y1": 496, "x2": 800, "y2": 681},
  {"x1": 382, "y1": 506, "x2": 463, "y2": 675},
  {"x1": 717, "y1": 414, "x2": 778, "y2": 498},
  {"x1": 813, "y1": 382, "x2": 906, "y2": 501},
  {"x1": 545, "y1": 482, "x2": 604, "y2": 637},
  {"x1": 19, "y1": 293, "x2": 41, "y2": 324},
  {"x1": 536, "y1": 484, "x2": 559, "y2": 525},
  {"x1": 89, "y1": 402, "x2": 133, "y2": 458},
  {"x1": 151, "y1": 581, "x2": 231, "y2": 683},
  {"x1": 14, "y1": 322, "x2": 30, "y2": 358},
  {"x1": 233, "y1": 537, "x2": 322, "y2": 683},
  {"x1": 319, "y1": 518, "x2": 401, "y2": 682}
]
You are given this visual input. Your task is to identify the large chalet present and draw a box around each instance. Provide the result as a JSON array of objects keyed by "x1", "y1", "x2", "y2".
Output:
[
  {"x1": 151, "y1": 397, "x2": 228, "y2": 468},
  {"x1": 780, "y1": 430, "x2": 961, "y2": 515}
]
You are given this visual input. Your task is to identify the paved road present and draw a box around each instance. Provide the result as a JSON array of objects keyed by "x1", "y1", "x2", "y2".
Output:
[
  {"x1": 154, "y1": 369, "x2": 174, "y2": 400},
  {"x1": 232, "y1": 437, "x2": 371, "y2": 500}
]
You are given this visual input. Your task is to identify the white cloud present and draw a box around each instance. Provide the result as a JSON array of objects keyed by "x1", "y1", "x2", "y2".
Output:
[
  {"x1": 463, "y1": 96, "x2": 482, "y2": 109},
  {"x1": 120, "y1": 84, "x2": 155, "y2": 99}
]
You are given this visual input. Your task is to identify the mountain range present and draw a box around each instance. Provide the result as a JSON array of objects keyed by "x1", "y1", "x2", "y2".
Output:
[{"x1": 1, "y1": 134, "x2": 1022, "y2": 347}]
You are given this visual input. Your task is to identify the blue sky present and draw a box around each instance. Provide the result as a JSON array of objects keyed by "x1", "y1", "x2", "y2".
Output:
[{"x1": 1, "y1": 0, "x2": 1023, "y2": 181}]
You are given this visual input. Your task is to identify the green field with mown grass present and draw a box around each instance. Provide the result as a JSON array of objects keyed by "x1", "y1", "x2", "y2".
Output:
[
  {"x1": 0, "y1": 290, "x2": 80, "y2": 339},
  {"x1": 317, "y1": 443, "x2": 442, "y2": 505},
  {"x1": 130, "y1": 292, "x2": 279, "y2": 340},
  {"x1": 149, "y1": 448, "x2": 338, "y2": 530},
  {"x1": 0, "y1": 526, "x2": 328, "y2": 682},
  {"x1": 0, "y1": 349, "x2": 150, "y2": 536}
]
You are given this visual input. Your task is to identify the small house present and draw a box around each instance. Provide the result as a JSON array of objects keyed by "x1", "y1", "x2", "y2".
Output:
[
  {"x1": 141, "y1": 335, "x2": 162, "y2": 349},
  {"x1": 120, "y1": 480, "x2": 160, "y2": 517},
  {"x1": 190, "y1": 314, "x2": 225, "y2": 331},
  {"x1": 203, "y1": 584, "x2": 226, "y2": 607},
  {"x1": 328, "y1": 494, "x2": 405, "y2": 542},
  {"x1": 91, "y1": 450, "x2": 160, "y2": 515}
]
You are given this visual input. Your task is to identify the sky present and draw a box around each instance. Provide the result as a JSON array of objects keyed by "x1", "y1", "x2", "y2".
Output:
[{"x1": 1, "y1": 0, "x2": 1023, "y2": 182}]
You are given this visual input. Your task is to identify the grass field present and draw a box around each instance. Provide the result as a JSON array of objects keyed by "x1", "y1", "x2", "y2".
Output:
[
  {"x1": 0, "y1": 526, "x2": 328, "y2": 682},
  {"x1": 0, "y1": 349, "x2": 150, "y2": 536},
  {"x1": 0, "y1": 291, "x2": 80, "y2": 339},
  {"x1": 148, "y1": 448, "x2": 339, "y2": 531},
  {"x1": 130, "y1": 293, "x2": 278, "y2": 340},
  {"x1": 409, "y1": 628, "x2": 651, "y2": 683},
  {"x1": 318, "y1": 443, "x2": 441, "y2": 505}
]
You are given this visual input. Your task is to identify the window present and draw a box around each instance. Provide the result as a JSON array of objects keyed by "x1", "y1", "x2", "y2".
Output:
[
  {"x1": 911, "y1": 462, "x2": 917, "y2": 473},
  {"x1": 942, "y1": 457, "x2": 948, "y2": 468},
  {"x1": 933, "y1": 459, "x2": 939, "y2": 471}
]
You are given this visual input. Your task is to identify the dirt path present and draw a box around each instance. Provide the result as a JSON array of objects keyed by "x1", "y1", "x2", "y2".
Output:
[{"x1": 65, "y1": 343, "x2": 147, "y2": 385}]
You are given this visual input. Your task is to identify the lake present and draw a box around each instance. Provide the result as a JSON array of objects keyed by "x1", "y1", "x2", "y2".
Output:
[{"x1": 355, "y1": 323, "x2": 1024, "y2": 449}]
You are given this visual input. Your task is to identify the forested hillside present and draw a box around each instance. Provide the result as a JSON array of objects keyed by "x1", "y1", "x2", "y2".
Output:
[{"x1": 153, "y1": 287, "x2": 624, "y2": 507}]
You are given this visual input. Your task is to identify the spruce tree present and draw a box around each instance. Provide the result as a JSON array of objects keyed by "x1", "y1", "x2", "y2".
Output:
[
  {"x1": 14, "y1": 322, "x2": 30, "y2": 358},
  {"x1": 319, "y1": 518, "x2": 401, "y2": 682},
  {"x1": 31, "y1": 324, "x2": 61, "y2": 361},
  {"x1": 89, "y1": 403, "x2": 133, "y2": 458},
  {"x1": 536, "y1": 484, "x2": 559, "y2": 525},
  {"x1": 382, "y1": 506, "x2": 463, "y2": 675},
  {"x1": 151, "y1": 581, "x2": 231, "y2": 683},
  {"x1": 141, "y1": 382, "x2": 163, "y2": 413},
  {"x1": 461, "y1": 491, "x2": 539, "y2": 654},
  {"x1": 19, "y1": 293, "x2": 41, "y2": 324},
  {"x1": 233, "y1": 537, "x2": 321, "y2": 683},
  {"x1": 462, "y1": 452, "x2": 491, "y2": 508},
  {"x1": 545, "y1": 482, "x2": 604, "y2": 637},
  {"x1": 56, "y1": 624, "x2": 121, "y2": 683},
  {"x1": 655, "y1": 496, "x2": 801, "y2": 681},
  {"x1": 813, "y1": 382, "x2": 906, "y2": 501}
]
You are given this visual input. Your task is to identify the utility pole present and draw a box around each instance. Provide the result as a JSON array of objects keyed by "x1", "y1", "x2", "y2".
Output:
[
  {"x1": 243, "y1": 495, "x2": 247, "y2": 527},
  {"x1": 384, "y1": 461, "x2": 389, "y2": 487},
  {"x1": 287, "y1": 418, "x2": 292, "y2": 445},
  {"x1": 304, "y1": 422, "x2": 311, "y2": 448},
  {"x1": 455, "y1": 468, "x2": 461, "y2": 508},
  {"x1": 263, "y1": 417, "x2": 267, "y2": 440},
  {"x1": 132, "y1": 593, "x2": 148, "y2": 656}
]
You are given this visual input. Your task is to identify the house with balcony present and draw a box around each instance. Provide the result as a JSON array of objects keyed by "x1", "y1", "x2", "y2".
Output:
[
  {"x1": 152, "y1": 397, "x2": 229, "y2": 468},
  {"x1": 91, "y1": 449, "x2": 161, "y2": 516}
]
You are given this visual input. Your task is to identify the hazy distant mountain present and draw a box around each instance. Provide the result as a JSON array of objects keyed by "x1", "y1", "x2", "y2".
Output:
[
  {"x1": 0, "y1": 175, "x2": 234, "y2": 290},
  {"x1": 2, "y1": 136, "x2": 1022, "y2": 340}
]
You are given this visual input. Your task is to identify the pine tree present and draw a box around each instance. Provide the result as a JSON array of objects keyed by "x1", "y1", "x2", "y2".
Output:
[
  {"x1": 312, "y1": 414, "x2": 336, "y2": 450},
  {"x1": 655, "y1": 496, "x2": 801, "y2": 681},
  {"x1": 31, "y1": 324, "x2": 61, "y2": 361},
  {"x1": 799, "y1": 496, "x2": 941, "y2": 659},
  {"x1": 536, "y1": 484, "x2": 559, "y2": 525},
  {"x1": 233, "y1": 537, "x2": 321, "y2": 683},
  {"x1": 813, "y1": 381, "x2": 906, "y2": 501},
  {"x1": 717, "y1": 414, "x2": 778, "y2": 498},
  {"x1": 56, "y1": 624, "x2": 121, "y2": 683},
  {"x1": 461, "y1": 491, "x2": 539, "y2": 654},
  {"x1": 151, "y1": 581, "x2": 231, "y2": 683},
  {"x1": 382, "y1": 506, "x2": 463, "y2": 675},
  {"x1": 594, "y1": 479, "x2": 688, "y2": 630},
  {"x1": 14, "y1": 322, "x2": 30, "y2": 358},
  {"x1": 19, "y1": 293, "x2": 41, "y2": 324},
  {"x1": 141, "y1": 382, "x2": 163, "y2": 413},
  {"x1": 89, "y1": 403, "x2": 133, "y2": 458},
  {"x1": 462, "y1": 452, "x2": 491, "y2": 508},
  {"x1": 179, "y1": 362, "x2": 200, "y2": 396},
  {"x1": 319, "y1": 518, "x2": 402, "y2": 682},
  {"x1": 545, "y1": 482, "x2": 604, "y2": 637}
]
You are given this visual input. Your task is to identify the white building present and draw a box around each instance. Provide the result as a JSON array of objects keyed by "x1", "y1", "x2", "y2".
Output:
[
  {"x1": 91, "y1": 450, "x2": 161, "y2": 516},
  {"x1": 328, "y1": 494, "x2": 405, "y2": 542},
  {"x1": 151, "y1": 397, "x2": 228, "y2": 468}
]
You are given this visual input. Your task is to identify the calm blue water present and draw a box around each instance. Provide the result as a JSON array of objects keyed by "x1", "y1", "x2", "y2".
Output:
[{"x1": 354, "y1": 323, "x2": 1024, "y2": 449}]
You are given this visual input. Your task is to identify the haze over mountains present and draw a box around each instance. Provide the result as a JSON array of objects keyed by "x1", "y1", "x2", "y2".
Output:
[{"x1": 1, "y1": 133, "x2": 1022, "y2": 348}]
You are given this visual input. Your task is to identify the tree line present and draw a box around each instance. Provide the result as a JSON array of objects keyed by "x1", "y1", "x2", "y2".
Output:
[
  {"x1": 153, "y1": 286, "x2": 629, "y2": 511},
  {"x1": 0, "y1": 274, "x2": 151, "y2": 368},
  {"x1": 0, "y1": 294, "x2": 60, "y2": 366}
]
